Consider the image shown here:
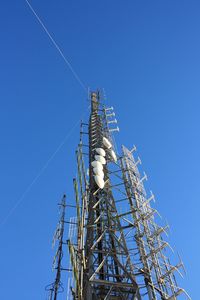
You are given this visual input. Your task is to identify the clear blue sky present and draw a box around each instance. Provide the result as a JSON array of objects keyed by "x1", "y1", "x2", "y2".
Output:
[{"x1": 0, "y1": 1, "x2": 199, "y2": 299}]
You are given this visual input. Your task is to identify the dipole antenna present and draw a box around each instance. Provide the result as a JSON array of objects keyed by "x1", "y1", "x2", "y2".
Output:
[
  {"x1": 46, "y1": 89, "x2": 190, "y2": 299},
  {"x1": 67, "y1": 90, "x2": 190, "y2": 300},
  {"x1": 46, "y1": 195, "x2": 66, "y2": 300}
]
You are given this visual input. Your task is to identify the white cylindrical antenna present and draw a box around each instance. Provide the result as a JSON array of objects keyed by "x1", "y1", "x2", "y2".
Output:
[
  {"x1": 130, "y1": 145, "x2": 137, "y2": 153},
  {"x1": 109, "y1": 127, "x2": 119, "y2": 133},
  {"x1": 103, "y1": 137, "x2": 112, "y2": 149},
  {"x1": 105, "y1": 106, "x2": 114, "y2": 111},
  {"x1": 107, "y1": 119, "x2": 117, "y2": 124},
  {"x1": 106, "y1": 112, "x2": 115, "y2": 117},
  {"x1": 94, "y1": 175, "x2": 105, "y2": 189},
  {"x1": 135, "y1": 157, "x2": 141, "y2": 166}
]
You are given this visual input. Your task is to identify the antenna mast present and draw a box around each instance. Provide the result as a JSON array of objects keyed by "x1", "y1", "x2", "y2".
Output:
[
  {"x1": 47, "y1": 90, "x2": 190, "y2": 300},
  {"x1": 46, "y1": 195, "x2": 66, "y2": 300}
]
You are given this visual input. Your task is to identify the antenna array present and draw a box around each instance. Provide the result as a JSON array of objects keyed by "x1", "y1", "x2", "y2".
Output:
[{"x1": 47, "y1": 91, "x2": 190, "y2": 300}]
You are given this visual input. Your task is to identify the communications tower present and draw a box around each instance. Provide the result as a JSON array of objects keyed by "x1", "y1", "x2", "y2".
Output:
[{"x1": 48, "y1": 91, "x2": 190, "y2": 300}]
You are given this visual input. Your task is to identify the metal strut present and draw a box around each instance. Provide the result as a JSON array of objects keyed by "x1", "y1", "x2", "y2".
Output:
[
  {"x1": 46, "y1": 195, "x2": 66, "y2": 300},
  {"x1": 65, "y1": 90, "x2": 189, "y2": 300}
]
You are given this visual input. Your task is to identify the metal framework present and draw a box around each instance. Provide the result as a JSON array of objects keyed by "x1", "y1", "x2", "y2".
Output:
[
  {"x1": 48, "y1": 90, "x2": 190, "y2": 300},
  {"x1": 46, "y1": 195, "x2": 67, "y2": 300}
]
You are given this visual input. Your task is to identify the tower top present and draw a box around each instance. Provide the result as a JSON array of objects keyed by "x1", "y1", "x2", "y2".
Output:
[{"x1": 91, "y1": 91, "x2": 100, "y2": 112}]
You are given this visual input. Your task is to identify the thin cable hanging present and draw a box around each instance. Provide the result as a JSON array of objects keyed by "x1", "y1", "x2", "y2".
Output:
[
  {"x1": 0, "y1": 105, "x2": 90, "y2": 227},
  {"x1": 25, "y1": 0, "x2": 87, "y2": 93}
]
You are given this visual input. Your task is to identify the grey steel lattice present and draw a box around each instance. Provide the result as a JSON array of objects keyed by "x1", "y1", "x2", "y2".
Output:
[
  {"x1": 46, "y1": 195, "x2": 66, "y2": 300},
  {"x1": 67, "y1": 91, "x2": 190, "y2": 300}
]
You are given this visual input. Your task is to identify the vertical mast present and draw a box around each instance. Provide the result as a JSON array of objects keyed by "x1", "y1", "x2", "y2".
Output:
[
  {"x1": 72, "y1": 91, "x2": 140, "y2": 299},
  {"x1": 46, "y1": 195, "x2": 66, "y2": 300},
  {"x1": 66, "y1": 90, "x2": 190, "y2": 300}
]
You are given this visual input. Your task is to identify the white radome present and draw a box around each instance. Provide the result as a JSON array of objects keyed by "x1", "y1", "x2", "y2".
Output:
[
  {"x1": 95, "y1": 148, "x2": 106, "y2": 157},
  {"x1": 93, "y1": 167, "x2": 104, "y2": 178},
  {"x1": 94, "y1": 175, "x2": 105, "y2": 189},
  {"x1": 110, "y1": 149, "x2": 117, "y2": 162},
  {"x1": 91, "y1": 160, "x2": 103, "y2": 169},
  {"x1": 103, "y1": 137, "x2": 112, "y2": 149},
  {"x1": 95, "y1": 155, "x2": 106, "y2": 165}
]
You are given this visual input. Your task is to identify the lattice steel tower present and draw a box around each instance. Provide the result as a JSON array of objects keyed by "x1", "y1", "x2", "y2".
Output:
[{"x1": 48, "y1": 90, "x2": 190, "y2": 300}]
